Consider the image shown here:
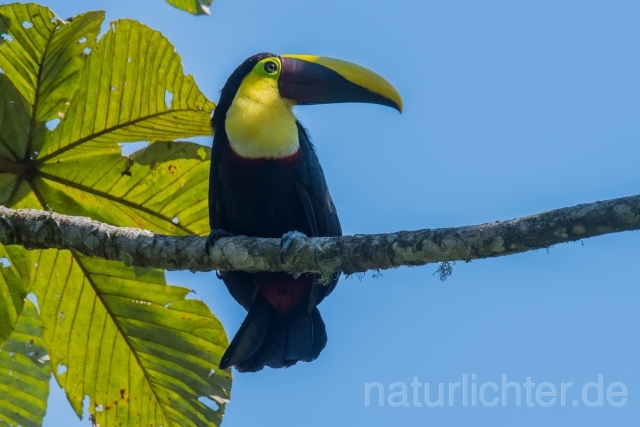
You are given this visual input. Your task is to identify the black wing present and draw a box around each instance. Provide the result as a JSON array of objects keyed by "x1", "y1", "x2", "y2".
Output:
[
  {"x1": 295, "y1": 123, "x2": 342, "y2": 307},
  {"x1": 296, "y1": 123, "x2": 342, "y2": 238}
]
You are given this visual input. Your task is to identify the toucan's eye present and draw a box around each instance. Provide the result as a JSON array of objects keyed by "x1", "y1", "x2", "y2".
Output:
[{"x1": 264, "y1": 61, "x2": 278, "y2": 74}]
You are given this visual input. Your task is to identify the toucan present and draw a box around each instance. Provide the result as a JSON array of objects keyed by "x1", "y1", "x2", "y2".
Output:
[{"x1": 208, "y1": 53, "x2": 402, "y2": 372}]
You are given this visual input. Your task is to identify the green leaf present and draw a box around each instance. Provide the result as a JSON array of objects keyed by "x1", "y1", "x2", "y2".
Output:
[
  {"x1": 0, "y1": 4, "x2": 229, "y2": 426},
  {"x1": 0, "y1": 2, "x2": 215, "y2": 174},
  {"x1": 37, "y1": 18, "x2": 215, "y2": 161},
  {"x1": 166, "y1": 0, "x2": 213, "y2": 16},
  {"x1": 0, "y1": 245, "x2": 33, "y2": 345},
  {"x1": 1, "y1": 2, "x2": 214, "y2": 342},
  {"x1": 0, "y1": 4, "x2": 104, "y2": 159},
  {"x1": 0, "y1": 73, "x2": 30, "y2": 162},
  {"x1": 35, "y1": 140, "x2": 212, "y2": 236},
  {"x1": 0, "y1": 299, "x2": 51, "y2": 427},
  {"x1": 32, "y1": 250, "x2": 230, "y2": 426}
]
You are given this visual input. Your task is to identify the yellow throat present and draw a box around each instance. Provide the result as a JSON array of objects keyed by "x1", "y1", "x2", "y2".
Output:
[{"x1": 225, "y1": 64, "x2": 299, "y2": 159}]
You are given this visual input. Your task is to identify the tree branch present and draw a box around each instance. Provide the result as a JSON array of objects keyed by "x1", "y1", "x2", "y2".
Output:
[{"x1": 1, "y1": 194, "x2": 639, "y2": 277}]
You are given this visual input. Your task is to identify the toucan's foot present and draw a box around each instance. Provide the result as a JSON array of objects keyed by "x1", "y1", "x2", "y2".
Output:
[
  {"x1": 205, "y1": 228, "x2": 234, "y2": 256},
  {"x1": 280, "y1": 231, "x2": 307, "y2": 264}
]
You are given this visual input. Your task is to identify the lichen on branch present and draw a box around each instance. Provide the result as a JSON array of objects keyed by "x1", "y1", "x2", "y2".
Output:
[{"x1": 1, "y1": 194, "x2": 639, "y2": 276}]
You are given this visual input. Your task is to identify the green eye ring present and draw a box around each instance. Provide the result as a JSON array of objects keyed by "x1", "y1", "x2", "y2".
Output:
[{"x1": 263, "y1": 61, "x2": 278, "y2": 74}]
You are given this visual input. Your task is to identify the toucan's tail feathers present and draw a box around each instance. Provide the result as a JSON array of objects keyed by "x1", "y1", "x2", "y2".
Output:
[{"x1": 219, "y1": 298, "x2": 327, "y2": 373}]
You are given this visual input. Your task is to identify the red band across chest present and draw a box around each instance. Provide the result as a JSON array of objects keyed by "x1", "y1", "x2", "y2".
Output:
[{"x1": 226, "y1": 143, "x2": 301, "y2": 165}]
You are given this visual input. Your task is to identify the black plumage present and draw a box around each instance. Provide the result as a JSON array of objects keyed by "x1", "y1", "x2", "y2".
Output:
[{"x1": 209, "y1": 53, "x2": 341, "y2": 372}]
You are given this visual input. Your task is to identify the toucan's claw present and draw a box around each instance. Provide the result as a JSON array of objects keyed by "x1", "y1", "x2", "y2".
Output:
[
  {"x1": 205, "y1": 228, "x2": 234, "y2": 256},
  {"x1": 280, "y1": 230, "x2": 307, "y2": 267}
]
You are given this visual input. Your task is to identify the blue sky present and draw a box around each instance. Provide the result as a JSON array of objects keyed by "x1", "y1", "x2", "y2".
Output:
[{"x1": 36, "y1": 0, "x2": 640, "y2": 425}]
